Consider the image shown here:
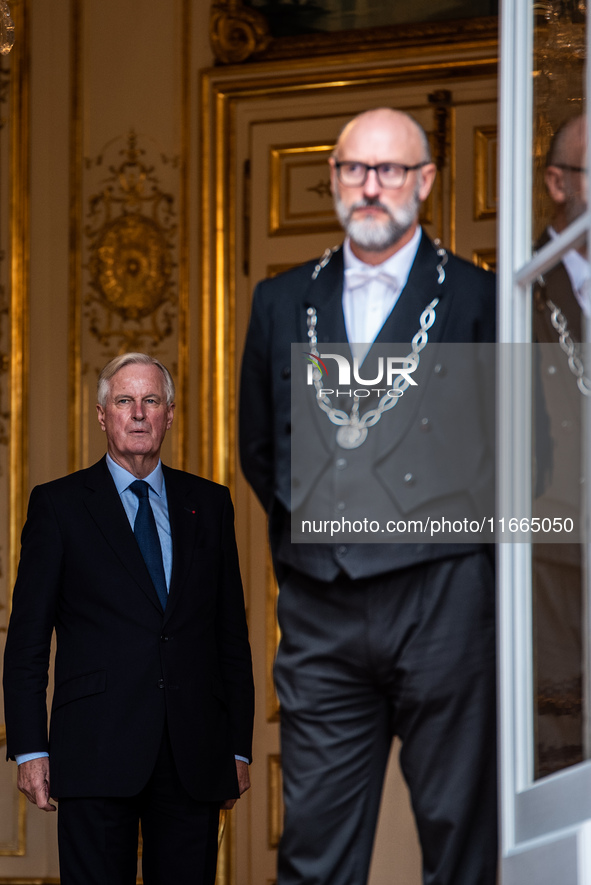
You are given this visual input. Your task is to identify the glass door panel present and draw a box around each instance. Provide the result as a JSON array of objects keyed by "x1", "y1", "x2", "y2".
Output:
[
  {"x1": 530, "y1": 3, "x2": 587, "y2": 781},
  {"x1": 500, "y1": 0, "x2": 591, "y2": 880},
  {"x1": 532, "y1": 254, "x2": 588, "y2": 777}
]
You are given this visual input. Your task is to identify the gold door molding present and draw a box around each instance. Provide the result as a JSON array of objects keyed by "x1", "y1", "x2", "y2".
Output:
[
  {"x1": 6, "y1": 0, "x2": 29, "y2": 601},
  {"x1": 200, "y1": 37, "x2": 497, "y2": 885},
  {"x1": 199, "y1": 39, "x2": 498, "y2": 487}
]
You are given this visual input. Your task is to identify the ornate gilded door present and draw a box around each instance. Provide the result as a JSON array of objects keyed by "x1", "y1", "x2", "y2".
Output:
[{"x1": 202, "y1": 40, "x2": 497, "y2": 884}]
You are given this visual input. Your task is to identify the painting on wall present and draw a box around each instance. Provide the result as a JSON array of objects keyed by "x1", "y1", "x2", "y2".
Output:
[
  {"x1": 210, "y1": 0, "x2": 498, "y2": 64},
  {"x1": 243, "y1": 0, "x2": 498, "y2": 38}
]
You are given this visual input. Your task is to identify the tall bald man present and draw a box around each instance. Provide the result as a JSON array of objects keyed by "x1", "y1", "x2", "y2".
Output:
[{"x1": 240, "y1": 109, "x2": 497, "y2": 885}]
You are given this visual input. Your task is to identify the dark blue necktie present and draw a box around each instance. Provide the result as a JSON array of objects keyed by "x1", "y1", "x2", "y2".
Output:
[{"x1": 129, "y1": 479, "x2": 168, "y2": 611}]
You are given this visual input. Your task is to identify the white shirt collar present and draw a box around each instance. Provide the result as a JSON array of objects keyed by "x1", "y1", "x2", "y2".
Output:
[
  {"x1": 341, "y1": 227, "x2": 422, "y2": 362},
  {"x1": 106, "y1": 452, "x2": 165, "y2": 497},
  {"x1": 548, "y1": 225, "x2": 591, "y2": 317}
]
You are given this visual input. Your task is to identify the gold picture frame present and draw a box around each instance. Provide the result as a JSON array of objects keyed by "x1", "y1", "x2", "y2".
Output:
[
  {"x1": 209, "y1": 0, "x2": 498, "y2": 65},
  {"x1": 473, "y1": 248, "x2": 496, "y2": 272},
  {"x1": 199, "y1": 39, "x2": 498, "y2": 487},
  {"x1": 474, "y1": 124, "x2": 497, "y2": 221},
  {"x1": 269, "y1": 143, "x2": 339, "y2": 237}
]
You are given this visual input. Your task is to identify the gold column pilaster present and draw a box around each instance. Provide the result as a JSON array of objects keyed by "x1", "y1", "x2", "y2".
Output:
[
  {"x1": 68, "y1": 0, "x2": 82, "y2": 473},
  {"x1": 8, "y1": 0, "x2": 30, "y2": 597}
]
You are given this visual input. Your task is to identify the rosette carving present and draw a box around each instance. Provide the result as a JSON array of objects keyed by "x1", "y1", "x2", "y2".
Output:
[{"x1": 210, "y1": 0, "x2": 271, "y2": 64}]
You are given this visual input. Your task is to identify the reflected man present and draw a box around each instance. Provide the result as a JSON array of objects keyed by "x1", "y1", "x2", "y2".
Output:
[{"x1": 533, "y1": 114, "x2": 588, "y2": 777}]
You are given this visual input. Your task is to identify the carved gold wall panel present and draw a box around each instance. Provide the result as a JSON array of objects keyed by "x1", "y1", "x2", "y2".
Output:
[
  {"x1": 84, "y1": 131, "x2": 178, "y2": 351},
  {"x1": 70, "y1": 0, "x2": 190, "y2": 476},
  {"x1": 75, "y1": 126, "x2": 183, "y2": 471},
  {"x1": 474, "y1": 124, "x2": 497, "y2": 220},
  {"x1": 269, "y1": 144, "x2": 339, "y2": 236}
]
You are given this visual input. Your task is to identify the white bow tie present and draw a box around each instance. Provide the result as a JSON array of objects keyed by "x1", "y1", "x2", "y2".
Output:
[{"x1": 345, "y1": 267, "x2": 398, "y2": 291}]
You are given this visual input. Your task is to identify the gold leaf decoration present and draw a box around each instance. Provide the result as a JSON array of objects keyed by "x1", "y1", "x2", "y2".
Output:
[{"x1": 84, "y1": 130, "x2": 177, "y2": 351}]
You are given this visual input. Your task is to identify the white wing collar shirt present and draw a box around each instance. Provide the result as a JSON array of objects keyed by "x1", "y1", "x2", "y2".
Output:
[
  {"x1": 549, "y1": 225, "x2": 591, "y2": 319},
  {"x1": 343, "y1": 224, "x2": 422, "y2": 364}
]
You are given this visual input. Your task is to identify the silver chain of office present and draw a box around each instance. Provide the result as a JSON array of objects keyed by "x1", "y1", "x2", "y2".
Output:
[
  {"x1": 547, "y1": 298, "x2": 591, "y2": 396},
  {"x1": 305, "y1": 245, "x2": 448, "y2": 449}
]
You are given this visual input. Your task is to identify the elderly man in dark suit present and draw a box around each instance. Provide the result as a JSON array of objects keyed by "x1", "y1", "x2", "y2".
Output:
[
  {"x1": 3, "y1": 352, "x2": 254, "y2": 885},
  {"x1": 240, "y1": 108, "x2": 496, "y2": 885}
]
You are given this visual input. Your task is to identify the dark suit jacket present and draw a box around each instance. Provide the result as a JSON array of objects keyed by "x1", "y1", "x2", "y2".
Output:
[
  {"x1": 239, "y1": 231, "x2": 496, "y2": 580},
  {"x1": 3, "y1": 458, "x2": 254, "y2": 802},
  {"x1": 533, "y1": 227, "x2": 583, "y2": 561}
]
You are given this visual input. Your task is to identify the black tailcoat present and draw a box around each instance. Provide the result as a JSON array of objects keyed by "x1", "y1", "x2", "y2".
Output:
[{"x1": 239, "y1": 231, "x2": 496, "y2": 578}]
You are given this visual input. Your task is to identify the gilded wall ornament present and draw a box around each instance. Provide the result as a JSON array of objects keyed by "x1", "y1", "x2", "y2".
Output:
[
  {"x1": 210, "y1": 0, "x2": 271, "y2": 64},
  {"x1": 85, "y1": 131, "x2": 177, "y2": 350}
]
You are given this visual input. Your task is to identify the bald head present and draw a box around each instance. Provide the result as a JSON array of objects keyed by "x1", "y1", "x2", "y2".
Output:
[
  {"x1": 547, "y1": 114, "x2": 586, "y2": 169},
  {"x1": 545, "y1": 114, "x2": 587, "y2": 233},
  {"x1": 334, "y1": 108, "x2": 432, "y2": 167}
]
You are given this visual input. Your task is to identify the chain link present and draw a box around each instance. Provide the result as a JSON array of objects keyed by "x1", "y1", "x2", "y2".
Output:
[
  {"x1": 547, "y1": 298, "x2": 591, "y2": 396},
  {"x1": 306, "y1": 297, "x2": 440, "y2": 440},
  {"x1": 305, "y1": 243, "x2": 448, "y2": 447}
]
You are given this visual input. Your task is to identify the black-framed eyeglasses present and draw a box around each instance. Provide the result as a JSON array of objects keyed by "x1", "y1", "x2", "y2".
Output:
[
  {"x1": 551, "y1": 163, "x2": 587, "y2": 174},
  {"x1": 334, "y1": 160, "x2": 430, "y2": 189}
]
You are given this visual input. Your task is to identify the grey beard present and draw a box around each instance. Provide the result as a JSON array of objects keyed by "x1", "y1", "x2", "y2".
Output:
[{"x1": 335, "y1": 190, "x2": 420, "y2": 252}]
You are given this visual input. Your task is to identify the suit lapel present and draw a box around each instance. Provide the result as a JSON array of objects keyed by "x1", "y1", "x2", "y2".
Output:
[
  {"x1": 83, "y1": 458, "x2": 163, "y2": 613},
  {"x1": 301, "y1": 234, "x2": 449, "y2": 347},
  {"x1": 161, "y1": 466, "x2": 198, "y2": 622},
  {"x1": 292, "y1": 246, "x2": 348, "y2": 454},
  {"x1": 299, "y1": 246, "x2": 346, "y2": 344},
  {"x1": 354, "y1": 233, "x2": 449, "y2": 456},
  {"x1": 376, "y1": 232, "x2": 449, "y2": 345},
  {"x1": 293, "y1": 235, "x2": 449, "y2": 459}
]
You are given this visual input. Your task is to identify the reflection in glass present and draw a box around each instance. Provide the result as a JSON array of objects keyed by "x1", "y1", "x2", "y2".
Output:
[
  {"x1": 532, "y1": 0, "x2": 587, "y2": 779},
  {"x1": 532, "y1": 332, "x2": 586, "y2": 778},
  {"x1": 533, "y1": 1, "x2": 586, "y2": 231}
]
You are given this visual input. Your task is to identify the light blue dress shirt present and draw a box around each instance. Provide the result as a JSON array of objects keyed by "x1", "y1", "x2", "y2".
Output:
[{"x1": 106, "y1": 454, "x2": 173, "y2": 591}]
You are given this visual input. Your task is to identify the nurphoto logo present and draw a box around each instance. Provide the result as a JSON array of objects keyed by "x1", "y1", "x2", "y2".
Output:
[{"x1": 304, "y1": 351, "x2": 417, "y2": 398}]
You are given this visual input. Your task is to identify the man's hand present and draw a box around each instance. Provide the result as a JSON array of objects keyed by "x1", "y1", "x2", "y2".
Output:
[
  {"x1": 221, "y1": 759, "x2": 251, "y2": 810},
  {"x1": 17, "y1": 757, "x2": 56, "y2": 812}
]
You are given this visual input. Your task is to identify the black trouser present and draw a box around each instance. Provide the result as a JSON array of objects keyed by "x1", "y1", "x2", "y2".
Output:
[
  {"x1": 57, "y1": 728, "x2": 220, "y2": 885},
  {"x1": 274, "y1": 552, "x2": 498, "y2": 885}
]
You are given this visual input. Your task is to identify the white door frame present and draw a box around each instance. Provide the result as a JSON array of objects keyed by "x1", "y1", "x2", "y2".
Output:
[{"x1": 498, "y1": 1, "x2": 591, "y2": 880}]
